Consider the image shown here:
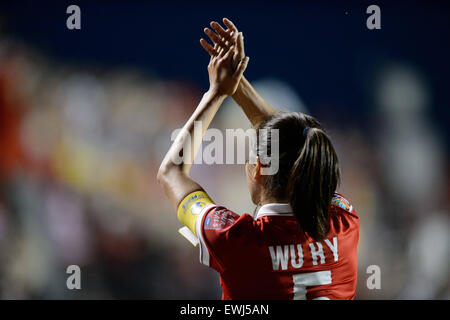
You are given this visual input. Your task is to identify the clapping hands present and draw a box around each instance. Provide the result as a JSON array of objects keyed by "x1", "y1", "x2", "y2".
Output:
[{"x1": 201, "y1": 18, "x2": 249, "y2": 96}]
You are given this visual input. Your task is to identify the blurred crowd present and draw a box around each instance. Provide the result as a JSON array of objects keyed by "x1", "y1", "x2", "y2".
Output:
[{"x1": 0, "y1": 36, "x2": 448, "y2": 299}]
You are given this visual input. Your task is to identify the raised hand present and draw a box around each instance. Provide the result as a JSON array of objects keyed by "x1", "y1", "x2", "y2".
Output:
[
  {"x1": 207, "y1": 43, "x2": 249, "y2": 96},
  {"x1": 200, "y1": 18, "x2": 247, "y2": 78},
  {"x1": 201, "y1": 18, "x2": 274, "y2": 127}
]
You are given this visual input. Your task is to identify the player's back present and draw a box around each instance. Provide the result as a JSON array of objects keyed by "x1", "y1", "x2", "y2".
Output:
[{"x1": 198, "y1": 193, "x2": 359, "y2": 300}]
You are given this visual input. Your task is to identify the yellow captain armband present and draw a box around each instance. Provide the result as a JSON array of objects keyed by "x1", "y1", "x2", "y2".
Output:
[{"x1": 177, "y1": 190, "x2": 214, "y2": 237}]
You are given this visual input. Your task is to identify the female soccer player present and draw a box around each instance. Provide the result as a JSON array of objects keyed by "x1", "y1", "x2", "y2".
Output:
[{"x1": 157, "y1": 18, "x2": 359, "y2": 300}]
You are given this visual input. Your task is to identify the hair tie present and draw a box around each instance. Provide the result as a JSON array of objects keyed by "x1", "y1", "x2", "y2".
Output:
[{"x1": 303, "y1": 127, "x2": 311, "y2": 137}]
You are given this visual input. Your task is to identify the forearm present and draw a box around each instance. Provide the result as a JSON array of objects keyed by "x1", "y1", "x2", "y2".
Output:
[
  {"x1": 157, "y1": 89, "x2": 226, "y2": 209},
  {"x1": 232, "y1": 76, "x2": 276, "y2": 127},
  {"x1": 158, "y1": 89, "x2": 226, "y2": 177}
]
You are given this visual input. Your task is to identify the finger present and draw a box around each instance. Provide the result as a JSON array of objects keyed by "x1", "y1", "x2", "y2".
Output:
[
  {"x1": 218, "y1": 45, "x2": 232, "y2": 61},
  {"x1": 221, "y1": 32, "x2": 236, "y2": 49},
  {"x1": 210, "y1": 21, "x2": 232, "y2": 40},
  {"x1": 223, "y1": 19, "x2": 239, "y2": 43},
  {"x1": 204, "y1": 28, "x2": 228, "y2": 49},
  {"x1": 200, "y1": 38, "x2": 216, "y2": 57},
  {"x1": 213, "y1": 43, "x2": 220, "y2": 55},
  {"x1": 220, "y1": 45, "x2": 234, "y2": 62},
  {"x1": 233, "y1": 56, "x2": 249, "y2": 78},
  {"x1": 216, "y1": 46, "x2": 224, "y2": 59},
  {"x1": 223, "y1": 18, "x2": 238, "y2": 33},
  {"x1": 235, "y1": 32, "x2": 245, "y2": 60}
]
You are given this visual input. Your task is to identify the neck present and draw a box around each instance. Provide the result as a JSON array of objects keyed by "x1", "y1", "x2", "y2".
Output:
[{"x1": 258, "y1": 194, "x2": 290, "y2": 206}]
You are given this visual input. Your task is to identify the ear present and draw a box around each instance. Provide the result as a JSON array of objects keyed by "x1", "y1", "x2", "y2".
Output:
[{"x1": 252, "y1": 157, "x2": 266, "y2": 182}]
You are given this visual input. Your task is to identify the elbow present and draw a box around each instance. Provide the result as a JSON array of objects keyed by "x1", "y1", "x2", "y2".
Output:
[
  {"x1": 157, "y1": 164, "x2": 169, "y2": 185},
  {"x1": 157, "y1": 161, "x2": 185, "y2": 185}
]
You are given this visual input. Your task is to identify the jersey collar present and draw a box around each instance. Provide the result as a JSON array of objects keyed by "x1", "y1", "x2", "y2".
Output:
[{"x1": 256, "y1": 203, "x2": 294, "y2": 219}]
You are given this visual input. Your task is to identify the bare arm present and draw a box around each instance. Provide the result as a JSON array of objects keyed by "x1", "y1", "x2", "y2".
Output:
[
  {"x1": 200, "y1": 18, "x2": 276, "y2": 127},
  {"x1": 157, "y1": 43, "x2": 249, "y2": 214},
  {"x1": 157, "y1": 90, "x2": 226, "y2": 210},
  {"x1": 233, "y1": 75, "x2": 275, "y2": 127}
]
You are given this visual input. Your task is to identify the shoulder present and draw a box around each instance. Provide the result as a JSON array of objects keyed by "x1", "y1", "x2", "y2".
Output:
[
  {"x1": 331, "y1": 193, "x2": 358, "y2": 218},
  {"x1": 199, "y1": 206, "x2": 256, "y2": 271},
  {"x1": 202, "y1": 206, "x2": 255, "y2": 236}
]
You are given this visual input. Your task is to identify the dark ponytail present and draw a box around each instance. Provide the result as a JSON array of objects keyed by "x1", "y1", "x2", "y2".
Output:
[
  {"x1": 287, "y1": 127, "x2": 340, "y2": 241},
  {"x1": 256, "y1": 112, "x2": 340, "y2": 241}
]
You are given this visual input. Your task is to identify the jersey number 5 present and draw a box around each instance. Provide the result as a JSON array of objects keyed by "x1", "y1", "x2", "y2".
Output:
[{"x1": 292, "y1": 270, "x2": 332, "y2": 300}]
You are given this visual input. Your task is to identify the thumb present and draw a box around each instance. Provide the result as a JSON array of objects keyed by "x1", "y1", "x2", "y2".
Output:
[{"x1": 233, "y1": 56, "x2": 249, "y2": 78}]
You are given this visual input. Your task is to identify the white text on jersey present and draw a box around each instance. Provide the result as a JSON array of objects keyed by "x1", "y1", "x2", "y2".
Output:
[{"x1": 268, "y1": 237, "x2": 338, "y2": 271}]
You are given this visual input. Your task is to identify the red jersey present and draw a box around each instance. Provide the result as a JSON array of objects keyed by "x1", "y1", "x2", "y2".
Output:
[{"x1": 195, "y1": 193, "x2": 359, "y2": 300}]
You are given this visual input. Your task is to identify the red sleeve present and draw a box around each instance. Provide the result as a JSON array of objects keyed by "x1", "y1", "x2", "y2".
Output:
[{"x1": 197, "y1": 206, "x2": 254, "y2": 273}]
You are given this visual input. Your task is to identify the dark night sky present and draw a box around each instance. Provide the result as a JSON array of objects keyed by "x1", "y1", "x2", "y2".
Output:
[{"x1": 1, "y1": 0, "x2": 449, "y2": 143}]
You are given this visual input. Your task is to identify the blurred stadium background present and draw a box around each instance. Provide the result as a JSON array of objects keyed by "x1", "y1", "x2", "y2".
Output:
[{"x1": 0, "y1": 0, "x2": 448, "y2": 299}]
